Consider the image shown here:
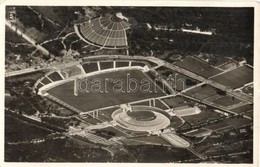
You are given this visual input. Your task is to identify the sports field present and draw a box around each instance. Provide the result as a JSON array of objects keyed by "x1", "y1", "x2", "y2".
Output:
[
  {"x1": 182, "y1": 109, "x2": 224, "y2": 126},
  {"x1": 211, "y1": 66, "x2": 253, "y2": 89},
  {"x1": 47, "y1": 69, "x2": 165, "y2": 112},
  {"x1": 162, "y1": 96, "x2": 195, "y2": 108},
  {"x1": 183, "y1": 84, "x2": 218, "y2": 100},
  {"x1": 205, "y1": 94, "x2": 245, "y2": 107},
  {"x1": 128, "y1": 111, "x2": 156, "y2": 121},
  {"x1": 173, "y1": 56, "x2": 222, "y2": 78},
  {"x1": 206, "y1": 117, "x2": 252, "y2": 132},
  {"x1": 156, "y1": 66, "x2": 200, "y2": 91},
  {"x1": 230, "y1": 104, "x2": 253, "y2": 114},
  {"x1": 242, "y1": 85, "x2": 253, "y2": 95}
]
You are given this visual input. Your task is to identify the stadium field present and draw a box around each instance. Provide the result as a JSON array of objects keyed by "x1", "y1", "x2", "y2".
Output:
[
  {"x1": 47, "y1": 69, "x2": 165, "y2": 112},
  {"x1": 173, "y1": 56, "x2": 222, "y2": 78},
  {"x1": 211, "y1": 66, "x2": 253, "y2": 89}
]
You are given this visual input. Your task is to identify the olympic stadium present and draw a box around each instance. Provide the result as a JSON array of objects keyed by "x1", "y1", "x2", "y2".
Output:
[{"x1": 33, "y1": 55, "x2": 204, "y2": 148}]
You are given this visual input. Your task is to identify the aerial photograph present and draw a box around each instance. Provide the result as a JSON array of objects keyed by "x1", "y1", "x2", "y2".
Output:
[{"x1": 4, "y1": 6, "x2": 254, "y2": 163}]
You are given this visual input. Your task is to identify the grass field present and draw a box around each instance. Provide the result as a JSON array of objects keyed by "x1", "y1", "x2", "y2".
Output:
[
  {"x1": 219, "y1": 61, "x2": 237, "y2": 70},
  {"x1": 230, "y1": 104, "x2": 253, "y2": 114},
  {"x1": 156, "y1": 66, "x2": 200, "y2": 91},
  {"x1": 130, "y1": 135, "x2": 171, "y2": 146},
  {"x1": 168, "y1": 116, "x2": 183, "y2": 129},
  {"x1": 155, "y1": 99, "x2": 169, "y2": 110},
  {"x1": 242, "y1": 85, "x2": 253, "y2": 95},
  {"x1": 205, "y1": 94, "x2": 245, "y2": 107},
  {"x1": 243, "y1": 111, "x2": 253, "y2": 118},
  {"x1": 206, "y1": 117, "x2": 252, "y2": 132},
  {"x1": 182, "y1": 109, "x2": 224, "y2": 126},
  {"x1": 211, "y1": 66, "x2": 253, "y2": 89},
  {"x1": 184, "y1": 84, "x2": 218, "y2": 100},
  {"x1": 128, "y1": 111, "x2": 156, "y2": 121},
  {"x1": 47, "y1": 69, "x2": 165, "y2": 112},
  {"x1": 162, "y1": 96, "x2": 195, "y2": 108},
  {"x1": 98, "y1": 107, "x2": 119, "y2": 121},
  {"x1": 173, "y1": 56, "x2": 222, "y2": 78},
  {"x1": 92, "y1": 126, "x2": 129, "y2": 137}
]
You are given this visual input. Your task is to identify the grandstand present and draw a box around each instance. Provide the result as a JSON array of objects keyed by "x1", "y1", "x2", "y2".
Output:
[
  {"x1": 160, "y1": 132, "x2": 190, "y2": 148},
  {"x1": 100, "y1": 61, "x2": 114, "y2": 70},
  {"x1": 116, "y1": 61, "x2": 130, "y2": 68},
  {"x1": 173, "y1": 106, "x2": 201, "y2": 117},
  {"x1": 34, "y1": 71, "x2": 64, "y2": 90},
  {"x1": 81, "y1": 60, "x2": 150, "y2": 74},
  {"x1": 75, "y1": 13, "x2": 131, "y2": 49},
  {"x1": 82, "y1": 62, "x2": 99, "y2": 73},
  {"x1": 61, "y1": 66, "x2": 83, "y2": 77}
]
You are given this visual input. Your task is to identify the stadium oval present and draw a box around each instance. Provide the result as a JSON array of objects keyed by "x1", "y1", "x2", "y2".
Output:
[{"x1": 111, "y1": 105, "x2": 171, "y2": 132}]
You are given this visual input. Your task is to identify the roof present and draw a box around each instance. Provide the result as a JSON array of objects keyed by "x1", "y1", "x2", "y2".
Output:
[{"x1": 75, "y1": 13, "x2": 131, "y2": 49}]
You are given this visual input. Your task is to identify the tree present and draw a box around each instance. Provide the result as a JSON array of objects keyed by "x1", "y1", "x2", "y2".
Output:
[
  {"x1": 216, "y1": 89, "x2": 227, "y2": 96},
  {"x1": 186, "y1": 79, "x2": 196, "y2": 86}
]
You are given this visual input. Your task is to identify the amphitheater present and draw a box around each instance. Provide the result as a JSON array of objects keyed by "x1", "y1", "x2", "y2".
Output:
[
  {"x1": 75, "y1": 13, "x2": 131, "y2": 49},
  {"x1": 111, "y1": 105, "x2": 171, "y2": 132}
]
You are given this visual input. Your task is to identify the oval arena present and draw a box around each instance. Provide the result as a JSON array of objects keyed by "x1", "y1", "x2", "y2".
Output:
[{"x1": 111, "y1": 105, "x2": 171, "y2": 132}]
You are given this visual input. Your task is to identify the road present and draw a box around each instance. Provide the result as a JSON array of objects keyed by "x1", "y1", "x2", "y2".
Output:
[
  {"x1": 6, "y1": 20, "x2": 49, "y2": 55},
  {"x1": 5, "y1": 67, "x2": 44, "y2": 77}
]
